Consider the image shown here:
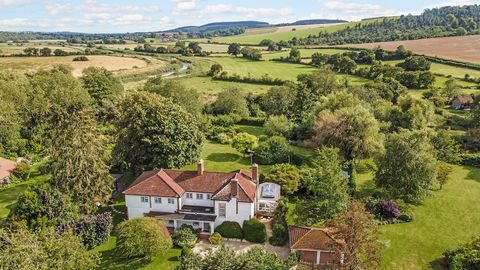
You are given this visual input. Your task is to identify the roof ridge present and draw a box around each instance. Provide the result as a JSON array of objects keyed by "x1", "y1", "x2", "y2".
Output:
[{"x1": 157, "y1": 169, "x2": 185, "y2": 196}]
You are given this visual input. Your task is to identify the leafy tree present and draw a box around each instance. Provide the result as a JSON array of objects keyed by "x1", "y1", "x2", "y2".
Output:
[
  {"x1": 431, "y1": 130, "x2": 461, "y2": 163},
  {"x1": 227, "y1": 43, "x2": 241, "y2": 56},
  {"x1": 437, "y1": 162, "x2": 453, "y2": 190},
  {"x1": 253, "y1": 136, "x2": 292, "y2": 165},
  {"x1": 213, "y1": 87, "x2": 249, "y2": 117},
  {"x1": 264, "y1": 164, "x2": 300, "y2": 195},
  {"x1": 208, "y1": 64, "x2": 223, "y2": 76},
  {"x1": 116, "y1": 218, "x2": 172, "y2": 260},
  {"x1": 188, "y1": 42, "x2": 202, "y2": 54},
  {"x1": 375, "y1": 130, "x2": 437, "y2": 202},
  {"x1": 261, "y1": 85, "x2": 296, "y2": 116},
  {"x1": 7, "y1": 184, "x2": 79, "y2": 229},
  {"x1": 327, "y1": 199, "x2": 381, "y2": 270},
  {"x1": 287, "y1": 48, "x2": 301, "y2": 63},
  {"x1": 81, "y1": 67, "x2": 124, "y2": 111},
  {"x1": 296, "y1": 147, "x2": 349, "y2": 225},
  {"x1": 396, "y1": 56, "x2": 431, "y2": 71},
  {"x1": 240, "y1": 47, "x2": 262, "y2": 61},
  {"x1": 231, "y1": 132, "x2": 258, "y2": 156},
  {"x1": 0, "y1": 101, "x2": 22, "y2": 155},
  {"x1": 264, "y1": 115, "x2": 292, "y2": 137},
  {"x1": 143, "y1": 77, "x2": 203, "y2": 115},
  {"x1": 311, "y1": 105, "x2": 383, "y2": 194},
  {"x1": 39, "y1": 47, "x2": 51, "y2": 56},
  {"x1": 23, "y1": 47, "x2": 39, "y2": 56},
  {"x1": 114, "y1": 92, "x2": 203, "y2": 172},
  {"x1": 0, "y1": 228, "x2": 99, "y2": 270},
  {"x1": 173, "y1": 225, "x2": 198, "y2": 249},
  {"x1": 201, "y1": 244, "x2": 242, "y2": 270},
  {"x1": 49, "y1": 109, "x2": 112, "y2": 214},
  {"x1": 239, "y1": 247, "x2": 297, "y2": 270},
  {"x1": 444, "y1": 236, "x2": 480, "y2": 269},
  {"x1": 389, "y1": 96, "x2": 434, "y2": 131}
]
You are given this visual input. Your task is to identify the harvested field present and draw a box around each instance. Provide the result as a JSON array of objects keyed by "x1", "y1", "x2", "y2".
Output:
[
  {"x1": 342, "y1": 35, "x2": 480, "y2": 64},
  {"x1": 0, "y1": 55, "x2": 150, "y2": 77}
]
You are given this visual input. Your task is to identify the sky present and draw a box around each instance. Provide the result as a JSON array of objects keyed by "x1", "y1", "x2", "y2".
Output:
[{"x1": 0, "y1": 0, "x2": 479, "y2": 33}]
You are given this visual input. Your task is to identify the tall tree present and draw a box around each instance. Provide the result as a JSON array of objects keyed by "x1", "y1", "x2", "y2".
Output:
[
  {"x1": 311, "y1": 105, "x2": 383, "y2": 194},
  {"x1": 327, "y1": 199, "x2": 381, "y2": 270},
  {"x1": 227, "y1": 43, "x2": 241, "y2": 56},
  {"x1": 113, "y1": 92, "x2": 203, "y2": 172},
  {"x1": 143, "y1": 77, "x2": 202, "y2": 115},
  {"x1": 81, "y1": 67, "x2": 124, "y2": 110},
  {"x1": 212, "y1": 87, "x2": 249, "y2": 117},
  {"x1": 296, "y1": 147, "x2": 349, "y2": 225},
  {"x1": 49, "y1": 109, "x2": 112, "y2": 214},
  {"x1": 375, "y1": 129, "x2": 437, "y2": 202}
]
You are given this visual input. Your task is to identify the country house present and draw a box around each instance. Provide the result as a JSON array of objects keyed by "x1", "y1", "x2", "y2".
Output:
[{"x1": 123, "y1": 160, "x2": 280, "y2": 235}]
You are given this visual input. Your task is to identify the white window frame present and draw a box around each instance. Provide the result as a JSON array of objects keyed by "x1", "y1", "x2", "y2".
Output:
[
  {"x1": 168, "y1": 198, "x2": 175, "y2": 204},
  {"x1": 196, "y1": 193, "x2": 204, "y2": 200},
  {"x1": 140, "y1": 196, "x2": 149, "y2": 203},
  {"x1": 154, "y1": 197, "x2": 162, "y2": 204},
  {"x1": 207, "y1": 194, "x2": 211, "y2": 200},
  {"x1": 186, "y1": 193, "x2": 193, "y2": 199},
  {"x1": 219, "y1": 203, "x2": 226, "y2": 217}
]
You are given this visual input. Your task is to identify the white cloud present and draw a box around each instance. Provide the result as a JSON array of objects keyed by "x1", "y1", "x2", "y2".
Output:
[
  {"x1": 174, "y1": 0, "x2": 197, "y2": 11},
  {"x1": 0, "y1": 0, "x2": 30, "y2": 6},
  {"x1": 318, "y1": 0, "x2": 403, "y2": 21},
  {"x1": 201, "y1": 4, "x2": 292, "y2": 16}
]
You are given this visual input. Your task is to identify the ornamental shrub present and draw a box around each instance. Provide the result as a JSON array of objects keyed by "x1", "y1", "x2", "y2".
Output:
[
  {"x1": 378, "y1": 200, "x2": 402, "y2": 219},
  {"x1": 173, "y1": 224, "x2": 198, "y2": 249},
  {"x1": 269, "y1": 223, "x2": 288, "y2": 246},
  {"x1": 444, "y1": 237, "x2": 480, "y2": 269},
  {"x1": 243, "y1": 219, "x2": 266, "y2": 243},
  {"x1": 116, "y1": 217, "x2": 172, "y2": 260},
  {"x1": 253, "y1": 136, "x2": 292, "y2": 165},
  {"x1": 208, "y1": 232, "x2": 223, "y2": 245},
  {"x1": 57, "y1": 212, "x2": 113, "y2": 248},
  {"x1": 215, "y1": 221, "x2": 243, "y2": 239},
  {"x1": 12, "y1": 162, "x2": 31, "y2": 181}
]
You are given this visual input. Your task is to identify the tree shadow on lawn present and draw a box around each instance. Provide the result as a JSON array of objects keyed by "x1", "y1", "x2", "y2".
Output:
[
  {"x1": 429, "y1": 257, "x2": 448, "y2": 270},
  {"x1": 465, "y1": 166, "x2": 480, "y2": 183},
  {"x1": 206, "y1": 153, "x2": 243, "y2": 162}
]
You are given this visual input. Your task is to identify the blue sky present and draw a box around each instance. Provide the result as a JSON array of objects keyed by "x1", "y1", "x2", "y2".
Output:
[{"x1": 0, "y1": 0, "x2": 478, "y2": 33}]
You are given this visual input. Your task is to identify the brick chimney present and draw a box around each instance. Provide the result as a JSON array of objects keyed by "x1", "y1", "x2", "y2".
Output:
[
  {"x1": 197, "y1": 159, "x2": 204, "y2": 175},
  {"x1": 252, "y1": 163, "x2": 258, "y2": 184},
  {"x1": 231, "y1": 178, "x2": 238, "y2": 197}
]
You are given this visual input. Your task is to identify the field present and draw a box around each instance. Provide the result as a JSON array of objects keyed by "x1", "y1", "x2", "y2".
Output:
[
  {"x1": 0, "y1": 55, "x2": 165, "y2": 77},
  {"x1": 342, "y1": 35, "x2": 480, "y2": 64},
  {"x1": 0, "y1": 42, "x2": 81, "y2": 55},
  {"x1": 261, "y1": 48, "x2": 350, "y2": 60},
  {"x1": 210, "y1": 18, "x2": 383, "y2": 45},
  {"x1": 175, "y1": 76, "x2": 271, "y2": 96}
]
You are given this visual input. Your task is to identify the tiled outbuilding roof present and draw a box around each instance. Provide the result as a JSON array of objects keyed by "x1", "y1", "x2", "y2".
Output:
[{"x1": 289, "y1": 226, "x2": 343, "y2": 250}]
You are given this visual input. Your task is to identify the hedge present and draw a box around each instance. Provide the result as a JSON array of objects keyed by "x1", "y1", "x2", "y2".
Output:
[
  {"x1": 243, "y1": 219, "x2": 266, "y2": 243},
  {"x1": 460, "y1": 153, "x2": 480, "y2": 167},
  {"x1": 215, "y1": 221, "x2": 243, "y2": 239}
]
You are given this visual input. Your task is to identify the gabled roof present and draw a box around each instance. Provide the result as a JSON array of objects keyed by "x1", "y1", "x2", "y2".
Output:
[
  {"x1": 123, "y1": 169, "x2": 185, "y2": 197},
  {"x1": 0, "y1": 158, "x2": 16, "y2": 181},
  {"x1": 123, "y1": 167, "x2": 256, "y2": 202},
  {"x1": 289, "y1": 226, "x2": 343, "y2": 251},
  {"x1": 454, "y1": 95, "x2": 474, "y2": 104}
]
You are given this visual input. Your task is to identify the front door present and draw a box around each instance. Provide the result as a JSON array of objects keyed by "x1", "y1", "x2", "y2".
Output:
[{"x1": 203, "y1": 222, "x2": 210, "y2": 233}]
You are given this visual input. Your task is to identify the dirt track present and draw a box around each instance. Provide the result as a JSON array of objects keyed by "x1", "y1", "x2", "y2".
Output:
[{"x1": 341, "y1": 35, "x2": 480, "y2": 64}]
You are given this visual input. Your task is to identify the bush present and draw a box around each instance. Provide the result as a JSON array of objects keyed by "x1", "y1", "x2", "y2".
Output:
[
  {"x1": 264, "y1": 164, "x2": 300, "y2": 195},
  {"x1": 378, "y1": 200, "x2": 401, "y2": 219},
  {"x1": 444, "y1": 237, "x2": 480, "y2": 269},
  {"x1": 253, "y1": 136, "x2": 292, "y2": 165},
  {"x1": 264, "y1": 115, "x2": 292, "y2": 137},
  {"x1": 57, "y1": 212, "x2": 113, "y2": 248},
  {"x1": 12, "y1": 162, "x2": 30, "y2": 181},
  {"x1": 269, "y1": 223, "x2": 288, "y2": 246},
  {"x1": 243, "y1": 219, "x2": 266, "y2": 243},
  {"x1": 116, "y1": 217, "x2": 172, "y2": 260},
  {"x1": 208, "y1": 232, "x2": 223, "y2": 245},
  {"x1": 460, "y1": 153, "x2": 480, "y2": 167},
  {"x1": 173, "y1": 224, "x2": 198, "y2": 249},
  {"x1": 215, "y1": 221, "x2": 243, "y2": 239},
  {"x1": 73, "y1": 56, "x2": 89, "y2": 61}
]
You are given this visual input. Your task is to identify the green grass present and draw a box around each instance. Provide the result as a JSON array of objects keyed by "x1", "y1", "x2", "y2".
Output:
[
  {"x1": 261, "y1": 48, "x2": 350, "y2": 61},
  {"x1": 211, "y1": 18, "x2": 385, "y2": 45},
  {"x1": 175, "y1": 76, "x2": 271, "y2": 95},
  {"x1": 354, "y1": 165, "x2": 480, "y2": 270}
]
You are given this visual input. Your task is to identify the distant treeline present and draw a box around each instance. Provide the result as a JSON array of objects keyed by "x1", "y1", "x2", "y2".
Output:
[{"x1": 287, "y1": 5, "x2": 480, "y2": 45}]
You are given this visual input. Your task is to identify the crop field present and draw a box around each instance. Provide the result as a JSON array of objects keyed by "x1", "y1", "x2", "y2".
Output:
[
  {"x1": 0, "y1": 55, "x2": 156, "y2": 77},
  {"x1": 0, "y1": 42, "x2": 81, "y2": 55},
  {"x1": 211, "y1": 18, "x2": 384, "y2": 45},
  {"x1": 342, "y1": 35, "x2": 480, "y2": 64}
]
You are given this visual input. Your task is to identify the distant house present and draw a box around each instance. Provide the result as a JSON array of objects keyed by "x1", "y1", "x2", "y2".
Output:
[
  {"x1": 451, "y1": 95, "x2": 474, "y2": 110},
  {"x1": 289, "y1": 226, "x2": 344, "y2": 266},
  {"x1": 123, "y1": 160, "x2": 281, "y2": 236},
  {"x1": 0, "y1": 158, "x2": 16, "y2": 185}
]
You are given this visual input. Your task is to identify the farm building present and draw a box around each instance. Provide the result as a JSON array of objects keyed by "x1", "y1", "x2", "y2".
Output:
[{"x1": 451, "y1": 94, "x2": 474, "y2": 110}]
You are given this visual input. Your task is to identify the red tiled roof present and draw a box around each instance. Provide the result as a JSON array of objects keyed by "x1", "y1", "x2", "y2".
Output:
[
  {"x1": 0, "y1": 158, "x2": 16, "y2": 180},
  {"x1": 454, "y1": 95, "x2": 474, "y2": 104},
  {"x1": 124, "y1": 167, "x2": 256, "y2": 202},
  {"x1": 289, "y1": 226, "x2": 343, "y2": 251}
]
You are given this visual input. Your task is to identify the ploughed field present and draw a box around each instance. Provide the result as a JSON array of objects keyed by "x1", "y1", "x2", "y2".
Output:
[{"x1": 341, "y1": 35, "x2": 480, "y2": 64}]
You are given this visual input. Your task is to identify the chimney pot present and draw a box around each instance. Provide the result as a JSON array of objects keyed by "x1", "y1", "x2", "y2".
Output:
[{"x1": 197, "y1": 159, "x2": 204, "y2": 175}]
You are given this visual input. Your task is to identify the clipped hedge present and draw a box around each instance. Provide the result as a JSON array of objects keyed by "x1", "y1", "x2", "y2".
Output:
[
  {"x1": 460, "y1": 152, "x2": 480, "y2": 167},
  {"x1": 243, "y1": 219, "x2": 266, "y2": 243},
  {"x1": 215, "y1": 221, "x2": 243, "y2": 239}
]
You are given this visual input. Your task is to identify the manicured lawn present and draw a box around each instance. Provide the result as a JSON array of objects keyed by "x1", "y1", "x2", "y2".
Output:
[{"x1": 356, "y1": 165, "x2": 480, "y2": 270}]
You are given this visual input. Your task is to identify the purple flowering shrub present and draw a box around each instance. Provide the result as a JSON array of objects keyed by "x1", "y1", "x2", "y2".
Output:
[{"x1": 378, "y1": 200, "x2": 402, "y2": 219}]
